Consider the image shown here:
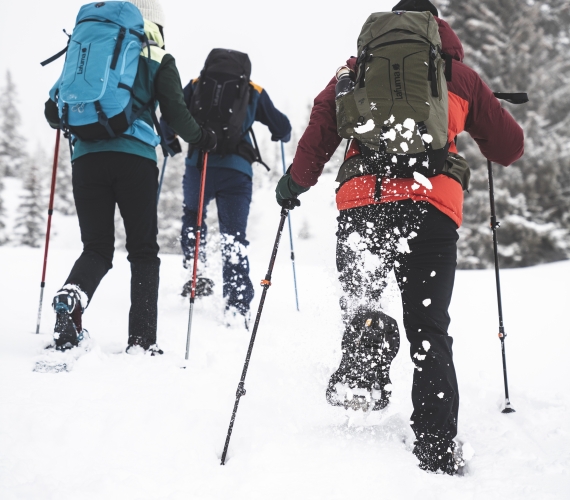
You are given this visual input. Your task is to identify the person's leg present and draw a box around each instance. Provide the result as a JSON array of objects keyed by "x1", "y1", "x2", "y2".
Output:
[
  {"x1": 215, "y1": 169, "x2": 254, "y2": 317},
  {"x1": 394, "y1": 202, "x2": 460, "y2": 472},
  {"x1": 65, "y1": 153, "x2": 116, "y2": 301},
  {"x1": 330, "y1": 204, "x2": 401, "y2": 409},
  {"x1": 113, "y1": 153, "x2": 161, "y2": 349},
  {"x1": 52, "y1": 153, "x2": 116, "y2": 349}
]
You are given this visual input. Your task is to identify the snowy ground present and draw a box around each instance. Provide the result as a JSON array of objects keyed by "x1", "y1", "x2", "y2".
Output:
[{"x1": 1, "y1": 172, "x2": 569, "y2": 499}]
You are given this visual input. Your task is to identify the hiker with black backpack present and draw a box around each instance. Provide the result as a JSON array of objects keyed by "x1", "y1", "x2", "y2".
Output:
[
  {"x1": 275, "y1": 0, "x2": 524, "y2": 474},
  {"x1": 42, "y1": 0, "x2": 216, "y2": 356},
  {"x1": 162, "y1": 49, "x2": 291, "y2": 328}
]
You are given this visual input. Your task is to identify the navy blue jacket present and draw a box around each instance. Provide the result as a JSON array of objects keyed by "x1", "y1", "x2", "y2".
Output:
[{"x1": 162, "y1": 80, "x2": 291, "y2": 178}]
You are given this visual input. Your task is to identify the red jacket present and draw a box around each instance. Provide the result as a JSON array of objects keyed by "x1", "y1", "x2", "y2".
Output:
[{"x1": 289, "y1": 18, "x2": 524, "y2": 226}]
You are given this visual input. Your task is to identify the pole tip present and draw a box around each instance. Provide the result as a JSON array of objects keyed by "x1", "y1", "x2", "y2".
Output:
[{"x1": 502, "y1": 403, "x2": 516, "y2": 414}]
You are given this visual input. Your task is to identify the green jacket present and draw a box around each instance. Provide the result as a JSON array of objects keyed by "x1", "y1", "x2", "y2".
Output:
[{"x1": 45, "y1": 20, "x2": 201, "y2": 162}]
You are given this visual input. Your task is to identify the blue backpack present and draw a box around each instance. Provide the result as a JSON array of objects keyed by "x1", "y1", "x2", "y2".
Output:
[{"x1": 43, "y1": 1, "x2": 162, "y2": 148}]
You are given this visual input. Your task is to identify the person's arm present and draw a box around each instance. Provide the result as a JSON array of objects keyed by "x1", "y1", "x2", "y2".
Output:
[
  {"x1": 465, "y1": 75, "x2": 524, "y2": 166},
  {"x1": 289, "y1": 75, "x2": 342, "y2": 188},
  {"x1": 44, "y1": 99, "x2": 60, "y2": 129},
  {"x1": 254, "y1": 88, "x2": 292, "y2": 142},
  {"x1": 289, "y1": 57, "x2": 357, "y2": 188},
  {"x1": 154, "y1": 54, "x2": 201, "y2": 145}
]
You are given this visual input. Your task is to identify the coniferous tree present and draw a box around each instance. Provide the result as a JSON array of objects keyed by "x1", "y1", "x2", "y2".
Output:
[
  {"x1": 440, "y1": 0, "x2": 570, "y2": 267},
  {"x1": 0, "y1": 70, "x2": 27, "y2": 178},
  {"x1": 55, "y1": 143, "x2": 76, "y2": 216},
  {"x1": 156, "y1": 150, "x2": 186, "y2": 254},
  {"x1": 15, "y1": 152, "x2": 46, "y2": 247},
  {"x1": 0, "y1": 169, "x2": 7, "y2": 245}
]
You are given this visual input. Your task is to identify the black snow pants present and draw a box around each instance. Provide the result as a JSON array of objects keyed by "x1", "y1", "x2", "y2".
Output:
[
  {"x1": 65, "y1": 152, "x2": 160, "y2": 347},
  {"x1": 336, "y1": 200, "x2": 459, "y2": 444}
]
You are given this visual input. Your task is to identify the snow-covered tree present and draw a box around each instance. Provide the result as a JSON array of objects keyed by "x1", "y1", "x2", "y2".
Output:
[
  {"x1": 156, "y1": 149, "x2": 185, "y2": 254},
  {"x1": 0, "y1": 171, "x2": 7, "y2": 245},
  {"x1": 440, "y1": 0, "x2": 570, "y2": 268},
  {"x1": 14, "y1": 151, "x2": 46, "y2": 247},
  {"x1": 0, "y1": 70, "x2": 27, "y2": 178},
  {"x1": 55, "y1": 142, "x2": 76, "y2": 216}
]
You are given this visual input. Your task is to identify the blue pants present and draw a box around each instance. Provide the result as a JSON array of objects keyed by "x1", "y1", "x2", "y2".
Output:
[{"x1": 181, "y1": 164, "x2": 254, "y2": 314}]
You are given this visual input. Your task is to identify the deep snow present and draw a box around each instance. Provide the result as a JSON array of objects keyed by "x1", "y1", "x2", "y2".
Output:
[{"x1": 1, "y1": 172, "x2": 569, "y2": 499}]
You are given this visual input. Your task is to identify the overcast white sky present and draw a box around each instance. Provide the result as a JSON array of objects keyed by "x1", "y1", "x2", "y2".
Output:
[{"x1": 1, "y1": 0, "x2": 399, "y2": 150}]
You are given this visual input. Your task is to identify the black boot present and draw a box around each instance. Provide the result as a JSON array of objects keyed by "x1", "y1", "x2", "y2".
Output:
[
  {"x1": 327, "y1": 309, "x2": 400, "y2": 411},
  {"x1": 413, "y1": 438, "x2": 465, "y2": 475},
  {"x1": 52, "y1": 285, "x2": 86, "y2": 351},
  {"x1": 128, "y1": 260, "x2": 160, "y2": 349}
]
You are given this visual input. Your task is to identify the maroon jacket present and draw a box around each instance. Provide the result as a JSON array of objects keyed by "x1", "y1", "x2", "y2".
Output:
[{"x1": 290, "y1": 18, "x2": 524, "y2": 190}]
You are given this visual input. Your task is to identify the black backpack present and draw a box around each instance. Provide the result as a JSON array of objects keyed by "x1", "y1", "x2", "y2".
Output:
[{"x1": 190, "y1": 48, "x2": 266, "y2": 167}]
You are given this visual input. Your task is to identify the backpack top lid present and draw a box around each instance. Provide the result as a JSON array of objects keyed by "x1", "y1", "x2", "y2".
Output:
[
  {"x1": 202, "y1": 48, "x2": 252, "y2": 80},
  {"x1": 357, "y1": 10, "x2": 440, "y2": 55},
  {"x1": 75, "y1": 1, "x2": 144, "y2": 31}
]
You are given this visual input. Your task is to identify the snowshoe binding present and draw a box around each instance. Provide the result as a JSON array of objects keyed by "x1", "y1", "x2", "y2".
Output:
[
  {"x1": 181, "y1": 276, "x2": 214, "y2": 298},
  {"x1": 326, "y1": 309, "x2": 400, "y2": 412}
]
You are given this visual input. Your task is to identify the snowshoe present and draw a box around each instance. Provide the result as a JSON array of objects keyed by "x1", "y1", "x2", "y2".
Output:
[
  {"x1": 126, "y1": 339, "x2": 164, "y2": 356},
  {"x1": 181, "y1": 276, "x2": 214, "y2": 298},
  {"x1": 35, "y1": 333, "x2": 92, "y2": 373},
  {"x1": 326, "y1": 309, "x2": 400, "y2": 412},
  {"x1": 413, "y1": 439, "x2": 466, "y2": 476}
]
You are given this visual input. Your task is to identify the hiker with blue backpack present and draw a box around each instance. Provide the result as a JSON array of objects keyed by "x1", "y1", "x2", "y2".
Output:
[
  {"x1": 43, "y1": 0, "x2": 216, "y2": 355},
  {"x1": 161, "y1": 49, "x2": 292, "y2": 329},
  {"x1": 276, "y1": 0, "x2": 524, "y2": 474}
]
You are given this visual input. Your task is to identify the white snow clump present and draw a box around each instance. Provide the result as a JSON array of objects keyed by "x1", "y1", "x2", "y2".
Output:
[{"x1": 355, "y1": 119, "x2": 375, "y2": 133}]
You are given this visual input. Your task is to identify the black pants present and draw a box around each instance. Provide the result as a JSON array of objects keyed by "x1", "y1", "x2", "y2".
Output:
[
  {"x1": 337, "y1": 200, "x2": 459, "y2": 444},
  {"x1": 66, "y1": 152, "x2": 160, "y2": 346}
]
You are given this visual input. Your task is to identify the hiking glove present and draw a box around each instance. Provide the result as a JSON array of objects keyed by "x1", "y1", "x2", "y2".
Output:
[
  {"x1": 275, "y1": 172, "x2": 310, "y2": 209},
  {"x1": 192, "y1": 127, "x2": 217, "y2": 152},
  {"x1": 163, "y1": 138, "x2": 182, "y2": 157}
]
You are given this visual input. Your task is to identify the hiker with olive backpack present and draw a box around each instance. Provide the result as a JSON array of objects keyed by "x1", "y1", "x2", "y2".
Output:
[{"x1": 275, "y1": 0, "x2": 523, "y2": 474}]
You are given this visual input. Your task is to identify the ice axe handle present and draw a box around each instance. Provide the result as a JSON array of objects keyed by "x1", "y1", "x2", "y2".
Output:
[{"x1": 493, "y1": 92, "x2": 529, "y2": 105}]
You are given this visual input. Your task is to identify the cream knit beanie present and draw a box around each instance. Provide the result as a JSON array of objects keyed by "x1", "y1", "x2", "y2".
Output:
[{"x1": 127, "y1": 0, "x2": 166, "y2": 28}]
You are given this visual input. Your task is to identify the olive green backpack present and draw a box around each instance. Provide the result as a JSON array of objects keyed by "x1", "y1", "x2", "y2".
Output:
[{"x1": 336, "y1": 11, "x2": 449, "y2": 176}]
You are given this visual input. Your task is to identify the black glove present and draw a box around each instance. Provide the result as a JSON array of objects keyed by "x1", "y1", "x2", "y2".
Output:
[
  {"x1": 162, "y1": 138, "x2": 182, "y2": 157},
  {"x1": 192, "y1": 127, "x2": 217, "y2": 152},
  {"x1": 275, "y1": 172, "x2": 310, "y2": 209}
]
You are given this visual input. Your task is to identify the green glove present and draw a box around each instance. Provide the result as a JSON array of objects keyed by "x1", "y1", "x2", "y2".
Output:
[{"x1": 275, "y1": 173, "x2": 310, "y2": 208}]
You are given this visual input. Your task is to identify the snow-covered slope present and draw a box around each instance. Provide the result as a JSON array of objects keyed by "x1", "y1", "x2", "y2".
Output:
[{"x1": 1, "y1": 171, "x2": 569, "y2": 499}]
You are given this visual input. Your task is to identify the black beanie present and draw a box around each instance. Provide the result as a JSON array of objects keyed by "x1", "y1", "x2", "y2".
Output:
[{"x1": 392, "y1": 0, "x2": 439, "y2": 17}]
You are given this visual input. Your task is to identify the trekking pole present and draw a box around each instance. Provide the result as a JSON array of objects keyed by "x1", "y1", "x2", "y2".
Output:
[
  {"x1": 488, "y1": 91, "x2": 528, "y2": 414},
  {"x1": 487, "y1": 159, "x2": 515, "y2": 414},
  {"x1": 280, "y1": 141, "x2": 300, "y2": 311},
  {"x1": 221, "y1": 204, "x2": 292, "y2": 465},
  {"x1": 185, "y1": 151, "x2": 209, "y2": 360},
  {"x1": 35, "y1": 128, "x2": 61, "y2": 334},
  {"x1": 156, "y1": 155, "x2": 168, "y2": 206}
]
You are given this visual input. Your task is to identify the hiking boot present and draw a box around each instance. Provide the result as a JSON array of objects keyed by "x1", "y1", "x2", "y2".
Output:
[
  {"x1": 181, "y1": 276, "x2": 214, "y2": 298},
  {"x1": 326, "y1": 309, "x2": 400, "y2": 412},
  {"x1": 52, "y1": 285, "x2": 86, "y2": 351},
  {"x1": 224, "y1": 305, "x2": 250, "y2": 331},
  {"x1": 413, "y1": 439, "x2": 466, "y2": 476},
  {"x1": 126, "y1": 339, "x2": 164, "y2": 356}
]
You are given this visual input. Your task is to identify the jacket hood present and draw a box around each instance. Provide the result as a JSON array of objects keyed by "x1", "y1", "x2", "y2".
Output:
[
  {"x1": 144, "y1": 19, "x2": 164, "y2": 49},
  {"x1": 436, "y1": 17, "x2": 464, "y2": 62}
]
